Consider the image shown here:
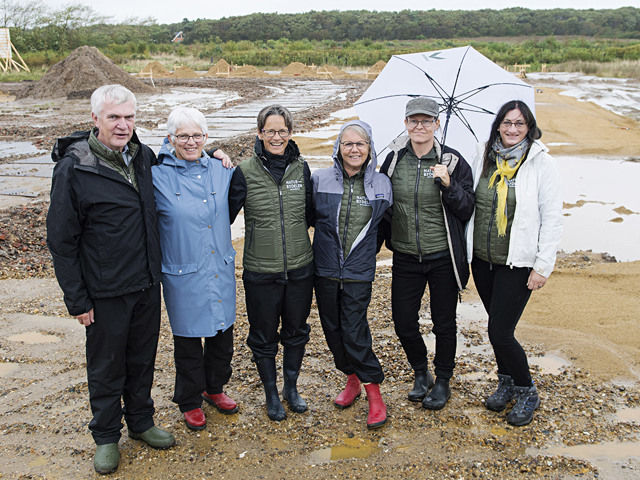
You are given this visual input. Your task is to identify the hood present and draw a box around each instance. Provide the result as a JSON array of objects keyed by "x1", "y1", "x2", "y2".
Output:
[
  {"x1": 51, "y1": 130, "x2": 90, "y2": 162},
  {"x1": 332, "y1": 120, "x2": 378, "y2": 177},
  {"x1": 157, "y1": 137, "x2": 210, "y2": 168}
]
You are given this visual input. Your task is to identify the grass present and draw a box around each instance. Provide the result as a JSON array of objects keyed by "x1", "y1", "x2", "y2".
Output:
[{"x1": 548, "y1": 59, "x2": 640, "y2": 78}]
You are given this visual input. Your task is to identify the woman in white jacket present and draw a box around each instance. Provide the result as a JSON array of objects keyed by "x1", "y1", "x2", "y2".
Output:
[{"x1": 466, "y1": 100, "x2": 562, "y2": 427}]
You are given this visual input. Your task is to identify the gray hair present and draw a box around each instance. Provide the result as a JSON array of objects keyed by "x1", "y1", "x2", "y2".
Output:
[
  {"x1": 338, "y1": 124, "x2": 370, "y2": 144},
  {"x1": 257, "y1": 104, "x2": 293, "y2": 132},
  {"x1": 91, "y1": 84, "x2": 137, "y2": 117},
  {"x1": 166, "y1": 107, "x2": 208, "y2": 136}
]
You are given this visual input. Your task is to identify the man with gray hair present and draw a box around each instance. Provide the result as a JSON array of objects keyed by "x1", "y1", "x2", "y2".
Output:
[{"x1": 47, "y1": 84, "x2": 175, "y2": 475}]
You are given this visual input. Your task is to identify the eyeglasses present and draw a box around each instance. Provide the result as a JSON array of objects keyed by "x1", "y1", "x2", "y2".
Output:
[
  {"x1": 262, "y1": 129, "x2": 291, "y2": 139},
  {"x1": 500, "y1": 120, "x2": 527, "y2": 129},
  {"x1": 174, "y1": 134, "x2": 205, "y2": 143},
  {"x1": 407, "y1": 119, "x2": 437, "y2": 129},
  {"x1": 340, "y1": 141, "x2": 370, "y2": 150}
]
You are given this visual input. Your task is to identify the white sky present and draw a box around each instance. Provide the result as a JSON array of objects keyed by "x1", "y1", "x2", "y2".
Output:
[{"x1": 40, "y1": 0, "x2": 640, "y2": 25}]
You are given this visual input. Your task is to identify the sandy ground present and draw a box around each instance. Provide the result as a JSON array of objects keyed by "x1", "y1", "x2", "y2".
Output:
[{"x1": 0, "y1": 76, "x2": 639, "y2": 479}]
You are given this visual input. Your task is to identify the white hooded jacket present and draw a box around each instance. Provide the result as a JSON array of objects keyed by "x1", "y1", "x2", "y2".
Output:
[{"x1": 465, "y1": 139, "x2": 563, "y2": 278}]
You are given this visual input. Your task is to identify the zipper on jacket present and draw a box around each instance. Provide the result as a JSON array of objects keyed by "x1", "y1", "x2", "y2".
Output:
[
  {"x1": 487, "y1": 185, "x2": 499, "y2": 270},
  {"x1": 247, "y1": 221, "x2": 255, "y2": 250},
  {"x1": 340, "y1": 178, "x2": 355, "y2": 288},
  {"x1": 414, "y1": 158, "x2": 423, "y2": 262},
  {"x1": 278, "y1": 185, "x2": 288, "y2": 281}
]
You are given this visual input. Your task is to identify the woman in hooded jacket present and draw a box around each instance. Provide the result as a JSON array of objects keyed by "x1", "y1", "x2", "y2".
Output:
[
  {"x1": 467, "y1": 100, "x2": 562, "y2": 427},
  {"x1": 312, "y1": 120, "x2": 392, "y2": 429}
]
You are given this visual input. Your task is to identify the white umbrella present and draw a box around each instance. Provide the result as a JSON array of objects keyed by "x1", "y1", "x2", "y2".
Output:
[{"x1": 355, "y1": 46, "x2": 535, "y2": 164}]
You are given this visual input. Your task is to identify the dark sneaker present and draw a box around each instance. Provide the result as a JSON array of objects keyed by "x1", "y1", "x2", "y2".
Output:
[
  {"x1": 94, "y1": 443, "x2": 119, "y2": 475},
  {"x1": 408, "y1": 369, "x2": 435, "y2": 402},
  {"x1": 485, "y1": 374, "x2": 516, "y2": 412},
  {"x1": 506, "y1": 384, "x2": 540, "y2": 426}
]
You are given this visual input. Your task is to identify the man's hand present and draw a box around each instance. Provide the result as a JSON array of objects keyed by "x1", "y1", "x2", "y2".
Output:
[
  {"x1": 213, "y1": 149, "x2": 233, "y2": 169},
  {"x1": 76, "y1": 308, "x2": 94, "y2": 326}
]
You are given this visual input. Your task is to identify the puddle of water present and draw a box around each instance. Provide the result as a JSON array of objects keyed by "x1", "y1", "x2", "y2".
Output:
[
  {"x1": 528, "y1": 441, "x2": 640, "y2": 480},
  {"x1": 28, "y1": 455, "x2": 49, "y2": 468},
  {"x1": 309, "y1": 437, "x2": 381, "y2": 464},
  {"x1": 557, "y1": 155, "x2": 640, "y2": 261},
  {"x1": 0, "y1": 362, "x2": 19, "y2": 376},
  {"x1": 0, "y1": 141, "x2": 46, "y2": 157},
  {"x1": 529, "y1": 354, "x2": 571, "y2": 375},
  {"x1": 617, "y1": 407, "x2": 640, "y2": 423},
  {"x1": 6, "y1": 331, "x2": 60, "y2": 344}
]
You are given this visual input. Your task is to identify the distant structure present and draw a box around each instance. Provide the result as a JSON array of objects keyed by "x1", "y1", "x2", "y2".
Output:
[
  {"x1": 171, "y1": 31, "x2": 184, "y2": 43},
  {"x1": 0, "y1": 28, "x2": 29, "y2": 73}
]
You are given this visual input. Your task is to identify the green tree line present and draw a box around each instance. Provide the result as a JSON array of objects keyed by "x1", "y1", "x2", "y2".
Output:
[{"x1": 2, "y1": 1, "x2": 639, "y2": 71}]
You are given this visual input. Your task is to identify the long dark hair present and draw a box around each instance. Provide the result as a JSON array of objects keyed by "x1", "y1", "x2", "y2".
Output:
[{"x1": 482, "y1": 100, "x2": 542, "y2": 176}]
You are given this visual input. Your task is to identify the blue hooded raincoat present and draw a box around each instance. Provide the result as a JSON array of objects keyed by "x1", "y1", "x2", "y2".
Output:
[{"x1": 152, "y1": 138, "x2": 236, "y2": 337}]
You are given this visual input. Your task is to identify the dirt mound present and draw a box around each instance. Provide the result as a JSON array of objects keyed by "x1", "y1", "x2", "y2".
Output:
[
  {"x1": 230, "y1": 64, "x2": 269, "y2": 77},
  {"x1": 17, "y1": 46, "x2": 154, "y2": 100},
  {"x1": 171, "y1": 65, "x2": 199, "y2": 78},
  {"x1": 367, "y1": 60, "x2": 386, "y2": 79},
  {"x1": 205, "y1": 59, "x2": 231, "y2": 76},
  {"x1": 140, "y1": 61, "x2": 170, "y2": 77},
  {"x1": 317, "y1": 64, "x2": 351, "y2": 79},
  {"x1": 280, "y1": 62, "x2": 317, "y2": 77}
]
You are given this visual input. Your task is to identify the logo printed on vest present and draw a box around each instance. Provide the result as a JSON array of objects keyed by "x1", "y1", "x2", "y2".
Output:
[
  {"x1": 356, "y1": 195, "x2": 371, "y2": 207},
  {"x1": 507, "y1": 178, "x2": 516, "y2": 188},
  {"x1": 285, "y1": 179, "x2": 303, "y2": 191},
  {"x1": 423, "y1": 168, "x2": 434, "y2": 178}
]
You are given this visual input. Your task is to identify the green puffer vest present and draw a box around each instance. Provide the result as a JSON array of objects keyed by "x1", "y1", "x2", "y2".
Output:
[
  {"x1": 339, "y1": 169, "x2": 372, "y2": 258},
  {"x1": 390, "y1": 147, "x2": 448, "y2": 256},
  {"x1": 239, "y1": 153, "x2": 313, "y2": 273},
  {"x1": 473, "y1": 163, "x2": 518, "y2": 265}
]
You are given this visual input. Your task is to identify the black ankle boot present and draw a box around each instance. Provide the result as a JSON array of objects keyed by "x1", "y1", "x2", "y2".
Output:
[
  {"x1": 408, "y1": 369, "x2": 435, "y2": 402},
  {"x1": 255, "y1": 357, "x2": 286, "y2": 421},
  {"x1": 282, "y1": 347, "x2": 307, "y2": 413},
  {"x1": 422, "y1": 377, "x2": 451, "y2": 410},
  {"x1": 507, "y1": 384, "x2": 540, "y2": 426}
]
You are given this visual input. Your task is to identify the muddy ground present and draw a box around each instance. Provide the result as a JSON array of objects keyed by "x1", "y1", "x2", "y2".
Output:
[{"x1": 0, "y1": 76, "x2": 639, "y2": 480}]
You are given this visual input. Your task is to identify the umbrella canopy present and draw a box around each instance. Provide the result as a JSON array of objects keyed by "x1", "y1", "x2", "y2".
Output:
[{"x1": 355, "y1": 46, "x2": 535, "y2": 164}]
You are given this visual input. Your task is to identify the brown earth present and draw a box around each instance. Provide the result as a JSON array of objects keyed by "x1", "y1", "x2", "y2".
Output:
[
  {"x1": 0, "y1": 75, "x2": 638, "y2": 479},
  {"x1": 16, "y1": 45, "x2": 154, "y2": 100}
]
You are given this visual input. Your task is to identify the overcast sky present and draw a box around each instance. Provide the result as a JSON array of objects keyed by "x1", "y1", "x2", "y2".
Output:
[{"x1": 39, "y1": 0, "x2": 640, "y2": 25}]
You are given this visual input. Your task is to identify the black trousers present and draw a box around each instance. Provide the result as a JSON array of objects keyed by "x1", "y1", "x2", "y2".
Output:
[
  {"x1": 315, "y1": 277, "x2": 384, "y2": 384},
  {"x1": 471, "y1": 258, "x2": 533, "y2": 387},
  {"x1": 172, "y1": 325, "x2": 234, "y2": 412},
  {"x1": 85, "y1": 284, "x2": 161, "y2": 445},
  {"x1": 244, "y1": 276, "x2": 313, "y2": 359},
  {"x1": 391, "y1": 252, "x2": 459, "y2": 379}
]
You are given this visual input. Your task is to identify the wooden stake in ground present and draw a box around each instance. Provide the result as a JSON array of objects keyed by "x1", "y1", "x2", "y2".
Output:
[{"x1": 0, "y1": 28, "x2": 29, "y2": 73}]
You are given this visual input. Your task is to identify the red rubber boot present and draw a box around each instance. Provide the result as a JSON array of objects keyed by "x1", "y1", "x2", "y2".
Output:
[
  {"x1": 364, "y1": 383, "x2": 387, "y2": 429},
  {"x1": 334, "y1": 374, "x2": 361, "y2": 409}
]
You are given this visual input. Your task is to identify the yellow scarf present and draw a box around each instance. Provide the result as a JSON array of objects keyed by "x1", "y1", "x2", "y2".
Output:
[{"x1": 488, "y1": 155, "x2": 524, "y2": 236}]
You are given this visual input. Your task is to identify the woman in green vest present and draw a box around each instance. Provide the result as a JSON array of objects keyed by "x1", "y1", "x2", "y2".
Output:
[
  {"x1": 379, "y1": 97, "x2": 475, "y2": 411},
  {"x1": 228, "y1": 105, "x2": 315, "y2": 422},
  {"x1": 467, "y1": 100, "x2": 562, "y2": 426}
]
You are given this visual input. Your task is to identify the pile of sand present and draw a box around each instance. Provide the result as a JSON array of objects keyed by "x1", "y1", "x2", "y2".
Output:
[
  {"x1": 230, "y1": 65, "x2": 269, "y2": 77},
  {"x1": 367, "y1": 60, "x2": 387, "y2": 79},
  {"x1": 317, "y1": 64, "x2": 350, "y2": 79},
  {"x1": 280, "y1": 62, "x2": 317, "y2": 77},
  {"x1": 17, "y1": 46, "x2": 154, "y2": 100},
  {"x1": 140, "y1": 61, "x2": 170, "y2": 77},
  {"x1": 205, "y1": 59, "x2": 231, "y2": 76},
  {"x1": 171, "y1": 65, "x2": 199, "y2": 78}
]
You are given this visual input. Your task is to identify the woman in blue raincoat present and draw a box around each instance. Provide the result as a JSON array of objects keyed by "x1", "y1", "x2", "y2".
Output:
[{"x1": 153, "y1": 106, "x2": 238, "y2": 431}]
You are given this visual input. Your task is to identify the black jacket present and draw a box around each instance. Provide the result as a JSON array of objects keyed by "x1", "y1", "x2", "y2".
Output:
[
  {"x1": 46, "y1": 130, "x2": 161, "y2": 316},
  {"x1": 379, "y1": 141, "x2": 474, "y2": 290}
]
